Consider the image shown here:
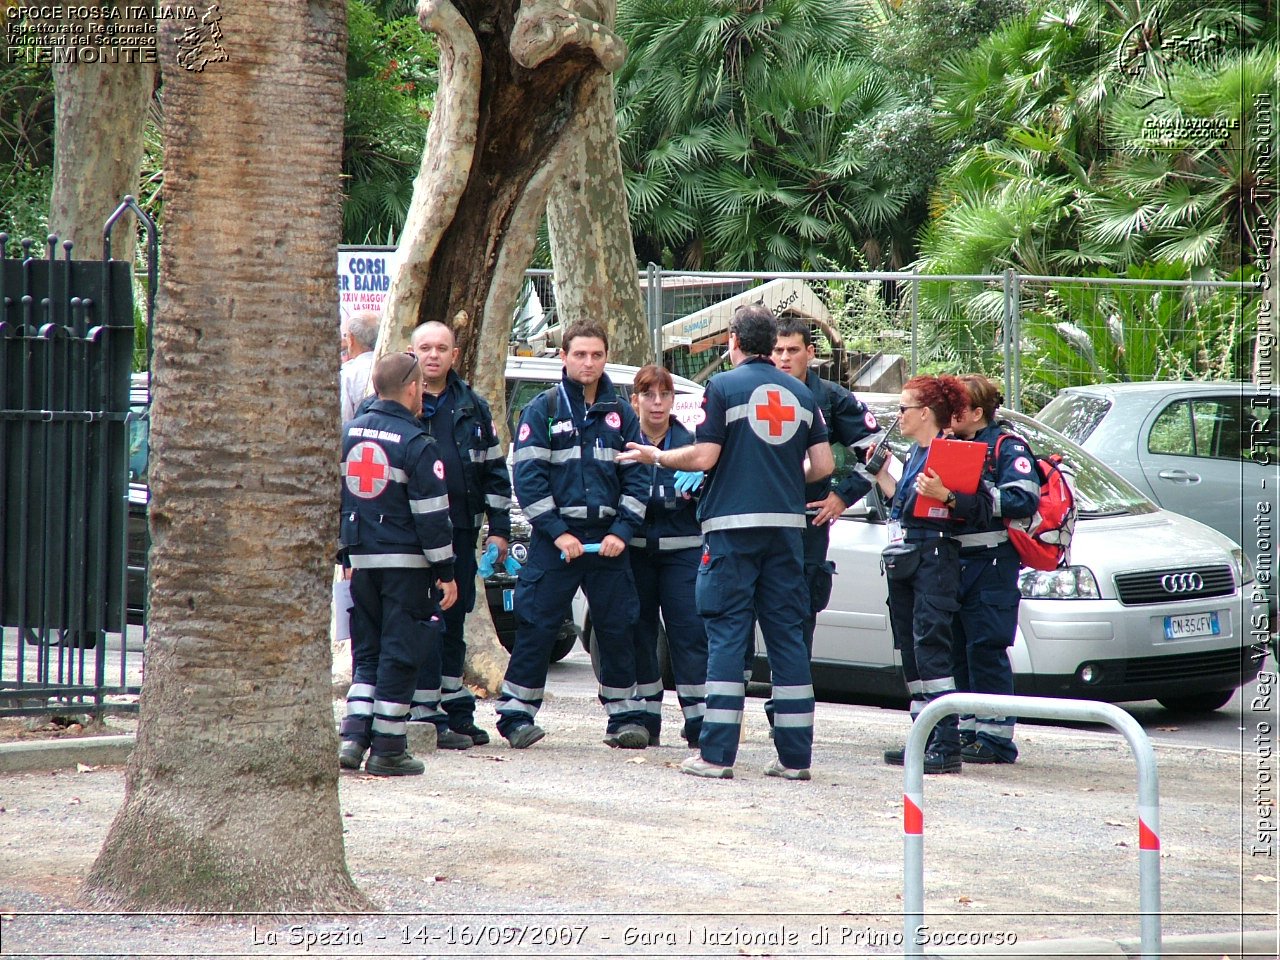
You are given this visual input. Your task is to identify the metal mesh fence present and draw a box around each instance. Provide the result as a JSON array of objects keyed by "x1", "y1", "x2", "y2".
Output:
[{"x1": 521, "y1": 267, "x2": 1264, "y2": 413}]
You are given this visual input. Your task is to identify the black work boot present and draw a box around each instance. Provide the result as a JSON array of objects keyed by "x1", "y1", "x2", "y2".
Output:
[
  {"x1": 451, "y1": 720, "x2": 491, "y2": 746},
  {"x1": 338, "y1": 740, "x2": 367, "y2": 770},
  {"x1": 366, "y1": 751, "x2": 426, "y2": 776}
]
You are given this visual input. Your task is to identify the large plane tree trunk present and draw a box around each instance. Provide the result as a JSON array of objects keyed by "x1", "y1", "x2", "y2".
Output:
[
  {"x1": 376, "y1": 0, "x2": 627, "y2": 694},
  {"x1": 545, "y1": 68, "x2": 648, "y2": 365},
  {"x1": 46, "y1": 1, "x2": 157, "y2": 265},
  {"x1": 81, "y1": 0, "x2": 367, "y2": 911}
]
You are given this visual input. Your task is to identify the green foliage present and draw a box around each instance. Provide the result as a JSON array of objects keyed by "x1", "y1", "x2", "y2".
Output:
[
  {"x1": 0, "y1": 51, "x2": 54, "y2": 249},
  {"x1": 342, "y1": 0, "x2": 438, "y2": 244},
  {"x1": 617, "y1": 0, "x2": 919, "y2": 270},
  {"x1": 1019, "y1": 263, "x2": 1255, "y2": 410},
  {"x1": 0, "y1": 162, "x2": 52, "y2": 251}
]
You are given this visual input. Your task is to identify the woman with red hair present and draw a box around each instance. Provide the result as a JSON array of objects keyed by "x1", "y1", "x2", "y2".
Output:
[{"x1": 868, "y1": 374, "x2": 971, "y2": 774}]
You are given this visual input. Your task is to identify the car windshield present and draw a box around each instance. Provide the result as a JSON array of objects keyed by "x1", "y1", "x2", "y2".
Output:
[
  {"x1": 1036, "y1": 392, "x2": 1112, "y2": 444},
  {"x1": 851, "y1": 401, "x2": 1156, "y2": 519}
]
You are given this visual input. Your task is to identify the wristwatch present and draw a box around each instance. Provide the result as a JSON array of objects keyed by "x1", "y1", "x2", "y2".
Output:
[{"x1": 944, "y1": 491, "x2": 957, "y2": 508}]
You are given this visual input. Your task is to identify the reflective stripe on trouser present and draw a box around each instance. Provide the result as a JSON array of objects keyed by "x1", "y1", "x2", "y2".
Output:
[
  {"x1": 346, "y1": 567, "x2": 438, "y2": 756},
  {"x1": 699, "y1": 528, "x2": 812, "y2": 769},
  {"x1": 953, "y1": 547, "x2": 1021, "y2": 761},
  {"x1": 630, "y1": 546, "x2": 707, "y2": 741},
  {"x1": 763, "y1": 521, "x2": 832, "y2": 727},
  {"x1": 496, "y1": 530, "x2": 640, "y2": 737},
  {"x1": 887, "y1": 538, "x2": 961, "y2": 757},
  {"x1": 437, "y1": 528, "x2": 480, "y2": 727}
]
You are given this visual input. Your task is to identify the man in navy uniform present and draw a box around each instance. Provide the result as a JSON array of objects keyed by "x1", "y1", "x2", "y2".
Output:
[
  {"x1": 620, "y1": 304, "x2": 834, "y2": 780},
  {"x1": 338, "y1": 352, "x2": 458, "y2": 776},
  {"x1": 771, "y1": 317, "x2": 881, "y2": 656},
  {"x1": 403, "y1": 321, "x2": 512, "y2": 748},
  {"x1": 497, "y1": 321, "x2": 651, "y2": 749}
]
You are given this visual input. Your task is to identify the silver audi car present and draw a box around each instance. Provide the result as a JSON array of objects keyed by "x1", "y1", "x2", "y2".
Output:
[{"x1": 775, "y1": 396, "x2": 1262, "y2": 714}]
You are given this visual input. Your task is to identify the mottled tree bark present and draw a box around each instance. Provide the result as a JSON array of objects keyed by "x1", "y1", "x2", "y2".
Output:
[
  {"x1": 81, "y1": 0, "x2": 367, "y2": 911},
  {"x1": 377, "y1": 0, "x2": 627, "y2": 693},
  {"x1": 545, "y1": 65, "x2": 648, "y2": 365},
  {"x1": 47, "y1": 1, "x2": 156, "y2": 264}
]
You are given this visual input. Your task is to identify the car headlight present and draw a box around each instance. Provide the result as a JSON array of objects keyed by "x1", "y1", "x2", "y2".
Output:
[
  {"x1": 1230, "y1": 547, "x2": 1254, "y2": 586},
  {"x1": 1018, "y1": 565, "x2": 1100, "y2": 599}
]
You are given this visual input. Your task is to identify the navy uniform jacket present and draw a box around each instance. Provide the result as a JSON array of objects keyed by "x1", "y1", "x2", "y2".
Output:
[
  {"x1": 511, "y1": 371, "x2": 649, "y2": 544},
  {"x1": 630, "y1": 416, "x2": 704, "y2": 552},
  {"x1": 355, "y1": 371, "x2": 511, "y2": 538},
  {"x1": 953, "y1": 420, "x2": 1041, "y2": 552},
  {"x1": 340, "y1": 399, "x2": 455, "y2": 581},
  {"x1": 695, "y1": 356, "x2": 829, "y2": 533},
  {"x1": 890, "y1": 438, "x2": 963, "y2": 540},
  {"x1": 801, "y1": 367, "x2": 880, "y2": 508}
]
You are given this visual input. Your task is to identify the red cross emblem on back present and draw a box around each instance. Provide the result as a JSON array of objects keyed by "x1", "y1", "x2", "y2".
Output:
[
  {"x1": 756, "y1": 390, "x2": 796, "y2": 436},
  {"x1": 344, "y1": 441, "x2": 391, "y2": 498}
]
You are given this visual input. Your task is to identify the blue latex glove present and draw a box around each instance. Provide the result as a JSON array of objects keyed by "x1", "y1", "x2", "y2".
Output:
[
  {"x1": 673, "y1": 470, "x2": 705, "y2": 494},
  {"x1": 504, "y1": 554, "x2": 522, "y2": 576},
  {"x1": 561, "y1": 542, "x2": 602, "y2": 562},
  {"x1": 477, "y1": 542, "x2": 500, "y2": 578}
]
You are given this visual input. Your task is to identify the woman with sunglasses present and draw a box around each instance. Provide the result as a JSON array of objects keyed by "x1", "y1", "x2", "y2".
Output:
[
  {"x1": 868, "y1": 374, "x2": 971, "y2": 774},
  {"x1": 626, "y1": 365, "x2": 708, "y2": 748}
]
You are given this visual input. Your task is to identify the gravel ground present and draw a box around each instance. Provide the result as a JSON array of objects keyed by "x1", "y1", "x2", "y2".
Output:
[{"x1": 0, "y1": 681, "x2": 1272, "y2": 959}]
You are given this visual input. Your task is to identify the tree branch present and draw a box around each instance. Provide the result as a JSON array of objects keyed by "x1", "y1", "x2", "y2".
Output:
[
  {"x1": 510, "y1": 0, "x2": 627, "y2": 73},
  {"x1": 376, "y1": 0, "x2": 482, "y2": 359}
]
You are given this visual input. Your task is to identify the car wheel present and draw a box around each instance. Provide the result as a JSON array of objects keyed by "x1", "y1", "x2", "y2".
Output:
[
  {"x1": 1157, "y1": 690, "x2": 1234, "y2": 714},
  {"x1": 655, "y1": 623, "x2": 675, "y2": 691},
  {"x1": 549, "y1": 622, "x2": 578, "y2": 664}
]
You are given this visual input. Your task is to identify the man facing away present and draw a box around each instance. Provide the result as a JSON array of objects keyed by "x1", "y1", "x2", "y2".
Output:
[
  {"x1": 619, "y1": 304, "x2": 834, "y2": 780},
  {"x1": 338, "y1": 352, "x2": 458, "y2": 776},
  {"x1": 340, "y1": 311, "x2": 379, "y2": 424}
]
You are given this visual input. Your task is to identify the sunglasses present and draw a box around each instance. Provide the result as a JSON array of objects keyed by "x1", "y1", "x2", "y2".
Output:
[
  {"x1": 898, "y1": 404, "x2": 925, "y2": 413},
  {"x1": 401, "y1": 350, "x2": 420, "y2": 384}
]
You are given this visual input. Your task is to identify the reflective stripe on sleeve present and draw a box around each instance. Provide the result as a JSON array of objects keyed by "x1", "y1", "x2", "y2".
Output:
[
  {"x1": 702, "y1": 513, "x2": 806, "y2": 532},
  {"x1": 522, "y1": 496, "x2": 556, "y2": 520},
  {"x1": 349, "y1": 553, "x2": 428, "y2": 569},
  {"x1": 422, "y1": 545, "x2": 454, "y2": 563},
  {"x1": 409, "y1": 494, "x2": 450, "y2": 514},
  {"x1": 511, "y1": 445, "x2": 551, "y2": 464},
  {"x1": 620, "y1": 495, "x2": 647, "y2": 518},
  {"x1": 486, "y1": 494, "x2": 512, "y2": 509}
]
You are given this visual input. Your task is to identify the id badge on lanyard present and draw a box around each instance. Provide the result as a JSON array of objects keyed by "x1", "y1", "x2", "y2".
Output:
[{"x1": 887, "y1": 519, "x2": 904, "y2": 544}]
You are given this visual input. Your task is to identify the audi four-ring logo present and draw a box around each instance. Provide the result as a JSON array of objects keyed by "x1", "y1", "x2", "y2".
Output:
[{"x1": 1161, "y1": 572, "x2": 1204, "y2": 593}]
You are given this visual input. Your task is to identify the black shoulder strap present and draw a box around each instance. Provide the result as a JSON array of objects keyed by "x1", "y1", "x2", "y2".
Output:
[{"x1": 541, "y1": 385, "x2": 559, "y2": 422}]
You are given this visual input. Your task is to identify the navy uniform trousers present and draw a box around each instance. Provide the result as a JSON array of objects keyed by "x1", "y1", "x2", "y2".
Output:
[
  {"x1": 886, "y1": 537, "x2": 961, "y2": 757},
  {"x1": 342, "y1": 567, "x2": 444, "y2": 758},
  {"x1": 496, "y1": 530, "x2": 643, "y2": 736},
  {"x1": 411, "y1": 527, "x2": 480, "y2": 729},
  {"x1": 952, "y1": 547, "x2": 1021, "y2": 761},
  {"x1": 630, "y1": 544, "x2": 707, "y2": 746},
  {"x1": 699, "y1": 528, "x2": 814, "y2": 770}
]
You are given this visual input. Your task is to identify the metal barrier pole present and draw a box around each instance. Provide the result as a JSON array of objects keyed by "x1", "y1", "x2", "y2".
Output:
[{"x1": 903, "y1": 693, "x2": 1161, "y2": 960}]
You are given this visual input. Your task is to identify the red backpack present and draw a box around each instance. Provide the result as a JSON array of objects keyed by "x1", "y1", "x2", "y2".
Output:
[{"x1": 992, "y1": 433, "x2": 1077, "y2": 571}]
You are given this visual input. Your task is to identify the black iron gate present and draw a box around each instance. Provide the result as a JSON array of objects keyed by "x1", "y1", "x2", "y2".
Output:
[{"x1": 0, "y1": 198, "x2": 156, "y2": 718}]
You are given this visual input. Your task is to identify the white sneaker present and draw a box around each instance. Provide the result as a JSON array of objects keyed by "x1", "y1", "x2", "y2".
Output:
[
  {"x1": 764, "y1": 758, "x2": 811, "y2": 781},
  {"x1": 679, "y1": 754, "x2": 733, "y2": 779}
]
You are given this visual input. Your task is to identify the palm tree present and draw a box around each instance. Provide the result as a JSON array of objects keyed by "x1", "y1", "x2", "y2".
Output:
[
  {"x1": 616, "y1": 0, "x2": 914, "y2": 269},
  {"x1": 82, "y1": 0, "x2": 367, "y2": 911}
]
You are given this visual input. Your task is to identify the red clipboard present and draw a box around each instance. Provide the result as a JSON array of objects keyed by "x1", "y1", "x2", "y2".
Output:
[{"x1": 912, "y1": 437, "x2": 986, "y2": 519}]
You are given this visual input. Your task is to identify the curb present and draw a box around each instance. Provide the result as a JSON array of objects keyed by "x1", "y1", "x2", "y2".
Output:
[
  {"x1": 928, "y1": 930, "x2": 1277, "y2": 958},
  {"x1": 0, "y1": 734, "x2": 134, "y2": 773}
]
